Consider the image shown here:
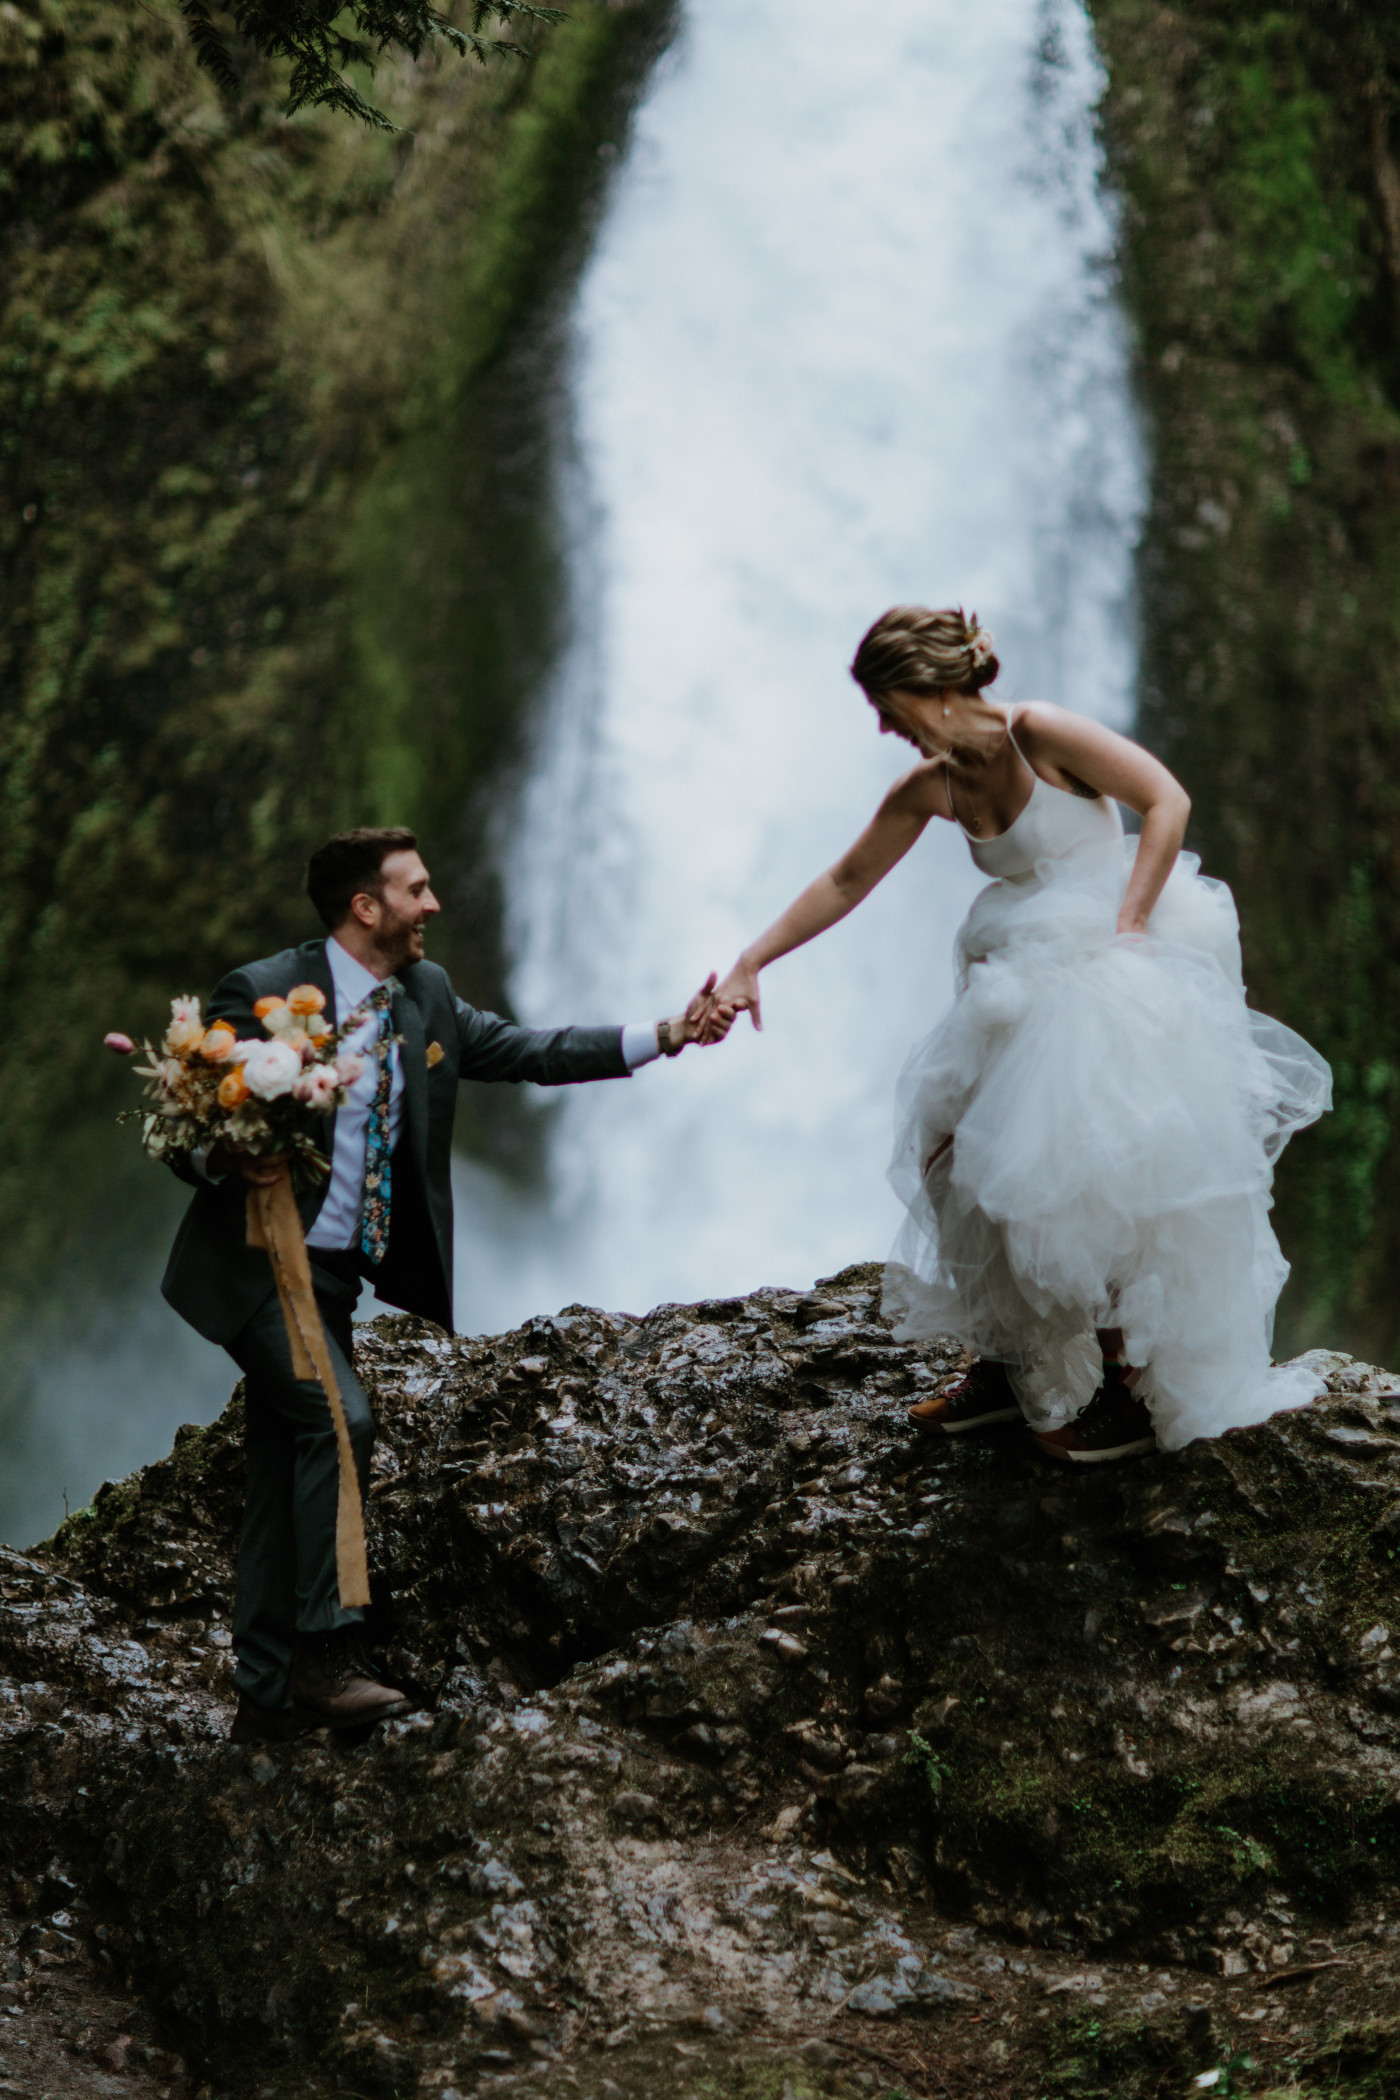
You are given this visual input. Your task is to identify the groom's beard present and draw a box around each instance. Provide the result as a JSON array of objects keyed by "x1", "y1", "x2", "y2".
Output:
[{"x1": 370, "y1": 908, "x2": 426, "y2": 974}]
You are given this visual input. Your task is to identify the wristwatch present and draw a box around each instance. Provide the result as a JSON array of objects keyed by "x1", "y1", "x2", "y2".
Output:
[{"x1": 656, "y1": 1018, "x2": 684, "y2": 1057}]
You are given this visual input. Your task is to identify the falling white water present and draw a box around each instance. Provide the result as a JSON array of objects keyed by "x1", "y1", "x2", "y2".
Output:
[{"x1": 454, "y1": 0, "x2": 1145, "y2": 1331}]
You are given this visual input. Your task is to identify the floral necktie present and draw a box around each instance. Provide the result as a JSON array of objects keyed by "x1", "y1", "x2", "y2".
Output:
[{"x1": 359, "y1": 981, "x2": 396, "y2": 1266}]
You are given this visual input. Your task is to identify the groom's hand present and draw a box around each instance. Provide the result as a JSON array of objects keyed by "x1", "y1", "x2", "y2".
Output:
[
  {"x1": 666, "y1": 973, "x2": 738, "y2": 1050},
  {"x1": 207, "y1": 1140, "x2": 289, "y2": 1187}
]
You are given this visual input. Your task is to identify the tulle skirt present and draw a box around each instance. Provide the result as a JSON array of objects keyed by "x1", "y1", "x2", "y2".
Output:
[{"x1": 883, "y1": 839, "x2": 1332, "y2": 1450}]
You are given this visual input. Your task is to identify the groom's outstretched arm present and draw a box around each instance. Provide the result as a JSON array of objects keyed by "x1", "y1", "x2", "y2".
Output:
[
  {"x1": 453, "y1": 1000, "x2": 629, "y2": 1087},
  {"x1": 452, "y1": 975, "x2": 736, "y2": 1086}
]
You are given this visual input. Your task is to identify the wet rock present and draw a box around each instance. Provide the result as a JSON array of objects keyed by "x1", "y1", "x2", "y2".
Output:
[{"x1": 1, "y1": 1267, "x2": 1398, "y2": 2092}]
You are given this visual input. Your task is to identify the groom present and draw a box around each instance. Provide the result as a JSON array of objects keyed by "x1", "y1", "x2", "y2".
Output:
[{"x1": 163, "y1": 826, "x2": 734, "y2": 1744}]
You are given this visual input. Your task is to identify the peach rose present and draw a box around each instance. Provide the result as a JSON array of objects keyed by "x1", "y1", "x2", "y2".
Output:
[
  {"x1": 286, "y1": 984, "x2": 327, "y2": 1016},
  {"x1": 253, "y1": 995, "x2": 289, "y2": 1022},
  {"x1": 218, "y1": 1069, "x2": 251, "y2": 1109},
  {"x1": 199, "y1": 1023, "x2": 238, "y2": 1064}
]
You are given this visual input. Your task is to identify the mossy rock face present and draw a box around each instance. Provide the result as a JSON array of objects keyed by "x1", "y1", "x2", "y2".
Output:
[
  {"x1": 0, "y1": 0, "x2": 675, "y2": 1427},
  {"x1": 4, "y1": 1276, "x2": 1400, "y2": 2092},
  {"x1": 1087, "y1": 0, "x2": 1400, "y2": 1364}
]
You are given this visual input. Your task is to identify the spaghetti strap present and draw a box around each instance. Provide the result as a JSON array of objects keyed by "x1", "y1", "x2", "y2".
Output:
[{"x1": 1002, "y1": 703, "x2": 1034, "y2": 767}]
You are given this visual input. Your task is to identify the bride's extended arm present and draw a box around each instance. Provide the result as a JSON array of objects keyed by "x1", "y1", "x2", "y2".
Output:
[
  {"x1": 1015, "y1": 706, "x2": 1191, "y2": 937},
  {"x1": 710, "y1": 772, "x2": 937, "y2": 1030}
]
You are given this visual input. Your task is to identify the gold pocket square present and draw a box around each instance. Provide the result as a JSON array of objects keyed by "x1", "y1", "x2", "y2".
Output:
[{"x1": 426, "y1": 1040, "x2": 445, "y2": 1068}]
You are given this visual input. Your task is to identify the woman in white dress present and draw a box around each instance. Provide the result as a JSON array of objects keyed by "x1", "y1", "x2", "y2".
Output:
[{"x1": 707, "y1": 606, "x2": 1332, "y2": 1462}]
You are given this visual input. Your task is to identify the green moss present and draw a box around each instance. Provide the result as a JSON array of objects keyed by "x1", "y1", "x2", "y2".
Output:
[
  {"x1": 1286, "y1": 2021, "x2": 1400, "y2": 2099},
  {"x1": 1088, "y1": 0, "x2": 1400, "y2": 1359},
  {"x1": 0, "y1": 0, "x2": 674, "y2": 1472},
  {"x1": 1039, "y1": 2004, "x2": 1199, "y2": 2100},
  {"x1": 346, "y1": 0, "x2": 678, "y2": 1008}
]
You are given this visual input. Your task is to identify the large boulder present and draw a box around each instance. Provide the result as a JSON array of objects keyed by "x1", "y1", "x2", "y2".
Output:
[{"x1": 5, "y1": 1264, "x2": 1400, "y2": 2096}]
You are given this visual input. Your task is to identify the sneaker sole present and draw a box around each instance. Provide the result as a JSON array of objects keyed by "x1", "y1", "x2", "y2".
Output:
[
  {"x1": 908, "y1": 1403, "x2": 1021, "y2": 1433},
  {"x1": 1033, "y1": 1432, "x2": 1157, "y2": 1465}
]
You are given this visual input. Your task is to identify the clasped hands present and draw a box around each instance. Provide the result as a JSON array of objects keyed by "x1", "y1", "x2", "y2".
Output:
[{"x1": 695, "y1": 958, "x2": 761, "y2": 1044}]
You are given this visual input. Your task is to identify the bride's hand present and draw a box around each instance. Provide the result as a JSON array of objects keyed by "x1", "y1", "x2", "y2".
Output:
[
  {"x1": 707, "y1": 958, "x2": 762, "y2": 1034},
  {"x1": 673, "y1": 973, "x2": 738, "y2": 1049}
]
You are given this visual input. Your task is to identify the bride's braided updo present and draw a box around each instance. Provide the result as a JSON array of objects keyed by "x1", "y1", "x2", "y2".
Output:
[{"x1": 849, "y1": 604, "x2": 1000, "y2": 699}]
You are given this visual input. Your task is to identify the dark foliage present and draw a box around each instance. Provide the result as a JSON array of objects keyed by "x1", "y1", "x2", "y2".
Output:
[
  {"x1": 1088, "y1": 0, "x2": 1400, "y2": 1361},
  {"x1": 176, "y1": 0, "x2": 565, "y2": 129}
]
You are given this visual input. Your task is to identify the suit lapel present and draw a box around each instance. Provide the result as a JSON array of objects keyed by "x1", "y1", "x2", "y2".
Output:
[{"x1": 393, "y1": 981, "x2": 429, "y2": 1182}]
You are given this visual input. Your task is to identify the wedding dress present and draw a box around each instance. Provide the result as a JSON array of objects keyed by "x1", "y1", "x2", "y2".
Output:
[{"x1": 883, "y1": 710, "x2": 1332, "y2": 1450}]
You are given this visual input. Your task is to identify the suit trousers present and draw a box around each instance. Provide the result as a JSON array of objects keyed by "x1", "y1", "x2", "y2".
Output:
[{"x1": 226, "y1": 1253, "x2": 374, "y2": 1710}]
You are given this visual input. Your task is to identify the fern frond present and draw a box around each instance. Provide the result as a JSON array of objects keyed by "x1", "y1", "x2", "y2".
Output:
[
  {"x1": 176, "y1": 0, "x2": 240, "y2": 100},
  {"x1": 178, "y1": 0, "x2": 565, "y2": 128}
]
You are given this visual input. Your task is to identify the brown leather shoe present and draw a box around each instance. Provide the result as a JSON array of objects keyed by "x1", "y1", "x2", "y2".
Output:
[
  {"x1": 1033, "y1": 1364, "x2": 1156, "y2": 1464},
  {"x1": 229, "y1": 1691, "x2": 320, "y2": 1745},
  {"x1": 288, "y1": 1630, "x2": 412, "y2": 1729},
  {"x1": 908, "y1": 1358, "x2": 1020, "y2": 1433}
]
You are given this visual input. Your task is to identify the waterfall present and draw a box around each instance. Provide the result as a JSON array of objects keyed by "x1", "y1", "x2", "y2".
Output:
[{"x1": 452, "y1": 0, "x2": 1145, "y2": 1332}]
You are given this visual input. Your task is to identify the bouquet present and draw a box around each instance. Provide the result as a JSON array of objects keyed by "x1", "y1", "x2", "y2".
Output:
[
  {"x1": 105, "y1": 985, "x2": 376, "y2": 1608},
  {"x1": 106, "y1": 986, "x2": 366, "y2": 1184}
]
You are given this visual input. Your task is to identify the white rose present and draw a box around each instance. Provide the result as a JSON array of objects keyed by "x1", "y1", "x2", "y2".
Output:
[{"x1": 240, "y1": 1039, "x2": 303, "y2": 1101}]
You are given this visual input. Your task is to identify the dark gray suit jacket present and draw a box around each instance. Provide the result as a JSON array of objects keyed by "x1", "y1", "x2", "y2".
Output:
[{"x1": 161, "y1": 938, "x2": 629, "y2": 1344}]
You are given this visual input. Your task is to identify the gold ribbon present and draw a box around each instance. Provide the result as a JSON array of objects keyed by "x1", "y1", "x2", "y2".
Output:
[{"x1": 246, "y1": 1178, "x2": 370, "y2": 1609}]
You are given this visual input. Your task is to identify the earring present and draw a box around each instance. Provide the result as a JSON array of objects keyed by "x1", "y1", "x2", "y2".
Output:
[{"x1": 942, "y1": 706, "x2": 950, "y2": 718}]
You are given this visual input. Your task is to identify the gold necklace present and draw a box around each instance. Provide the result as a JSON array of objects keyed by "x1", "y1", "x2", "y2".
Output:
[{"x1": 946, "y1": 722, "x2": 1011, "y2": 836}]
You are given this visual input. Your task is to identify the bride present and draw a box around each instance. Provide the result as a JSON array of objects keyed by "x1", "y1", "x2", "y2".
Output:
[{"x1": 705, "y1": 605, "x2": 1332, "y2": 1462}]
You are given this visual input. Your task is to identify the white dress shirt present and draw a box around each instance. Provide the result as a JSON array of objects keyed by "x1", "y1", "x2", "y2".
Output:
[
  {"x1": 306, "y1": 938, "x2": 410, "y2": 1250},
  {"x1": 307, "y1": 939, "x2": 661, "y2": 1251}
]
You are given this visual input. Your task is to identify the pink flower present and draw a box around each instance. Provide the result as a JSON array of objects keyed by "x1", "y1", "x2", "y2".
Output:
[
  {"x1": 293, "y1": 1065, "x2": 341, "y2": 1111},
  {"x1": 335, "y1": 1053, "x2": 366, "y2": 1086},
  {"x1": 104, "y1": 1032, "x2": 136, "y2": 1056}
]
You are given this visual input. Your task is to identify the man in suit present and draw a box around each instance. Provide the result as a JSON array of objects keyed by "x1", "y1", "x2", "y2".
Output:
[{"x1": 164, "y1": 826, "x2": 735, "y2": 1743}]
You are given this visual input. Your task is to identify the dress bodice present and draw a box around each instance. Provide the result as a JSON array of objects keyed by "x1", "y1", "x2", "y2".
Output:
[{"x1": 962, "y1": 711, "x2": 1122, "y2": 882}]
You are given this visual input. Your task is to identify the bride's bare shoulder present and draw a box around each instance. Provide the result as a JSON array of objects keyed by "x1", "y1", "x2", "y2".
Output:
[
  {"x1": 1013, "y1": 700, "x2": 1132, "y2": 752},
  {"x1": 885, "y1": 755, "x2": 954, "y2": 820},
  {"x1": 1008, "y1": 699, "x2": 1075, "y2": 746}
]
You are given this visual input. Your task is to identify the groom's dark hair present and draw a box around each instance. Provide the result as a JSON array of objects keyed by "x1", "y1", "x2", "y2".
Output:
[{"x1": 307, "y1": 827, "x2": 419, "y2": 929}]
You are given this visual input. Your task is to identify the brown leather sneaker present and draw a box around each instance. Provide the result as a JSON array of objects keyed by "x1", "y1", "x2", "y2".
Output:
[
  {"x1": 288, "y1": 1630, "x2": 412, "y2": 1729},
  {"x1": 1033, "y1": 1365, "x2": 1157, "y2": 1464},
  {"x1": 229, "y1": 1691, "x2": 320, "y2": 1745},
  {"x1": 908, "y1": 1358, "x2": 1020, "y2": 1434}
]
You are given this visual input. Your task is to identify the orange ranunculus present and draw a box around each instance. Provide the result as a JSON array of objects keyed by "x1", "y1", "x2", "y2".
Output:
[
  {"x1": 253, "y1": 995, "x2": 288, "y2": 1021},
  {"x1": 286, "y1": 984, "x2": 327, "y2": 1016},
  {"x1": 199, "y1": 1022, "x2": 238, "y2": 1063},
  {"x1": 217, "y1": 1069, "x2": 251, "y2": 1109}
]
